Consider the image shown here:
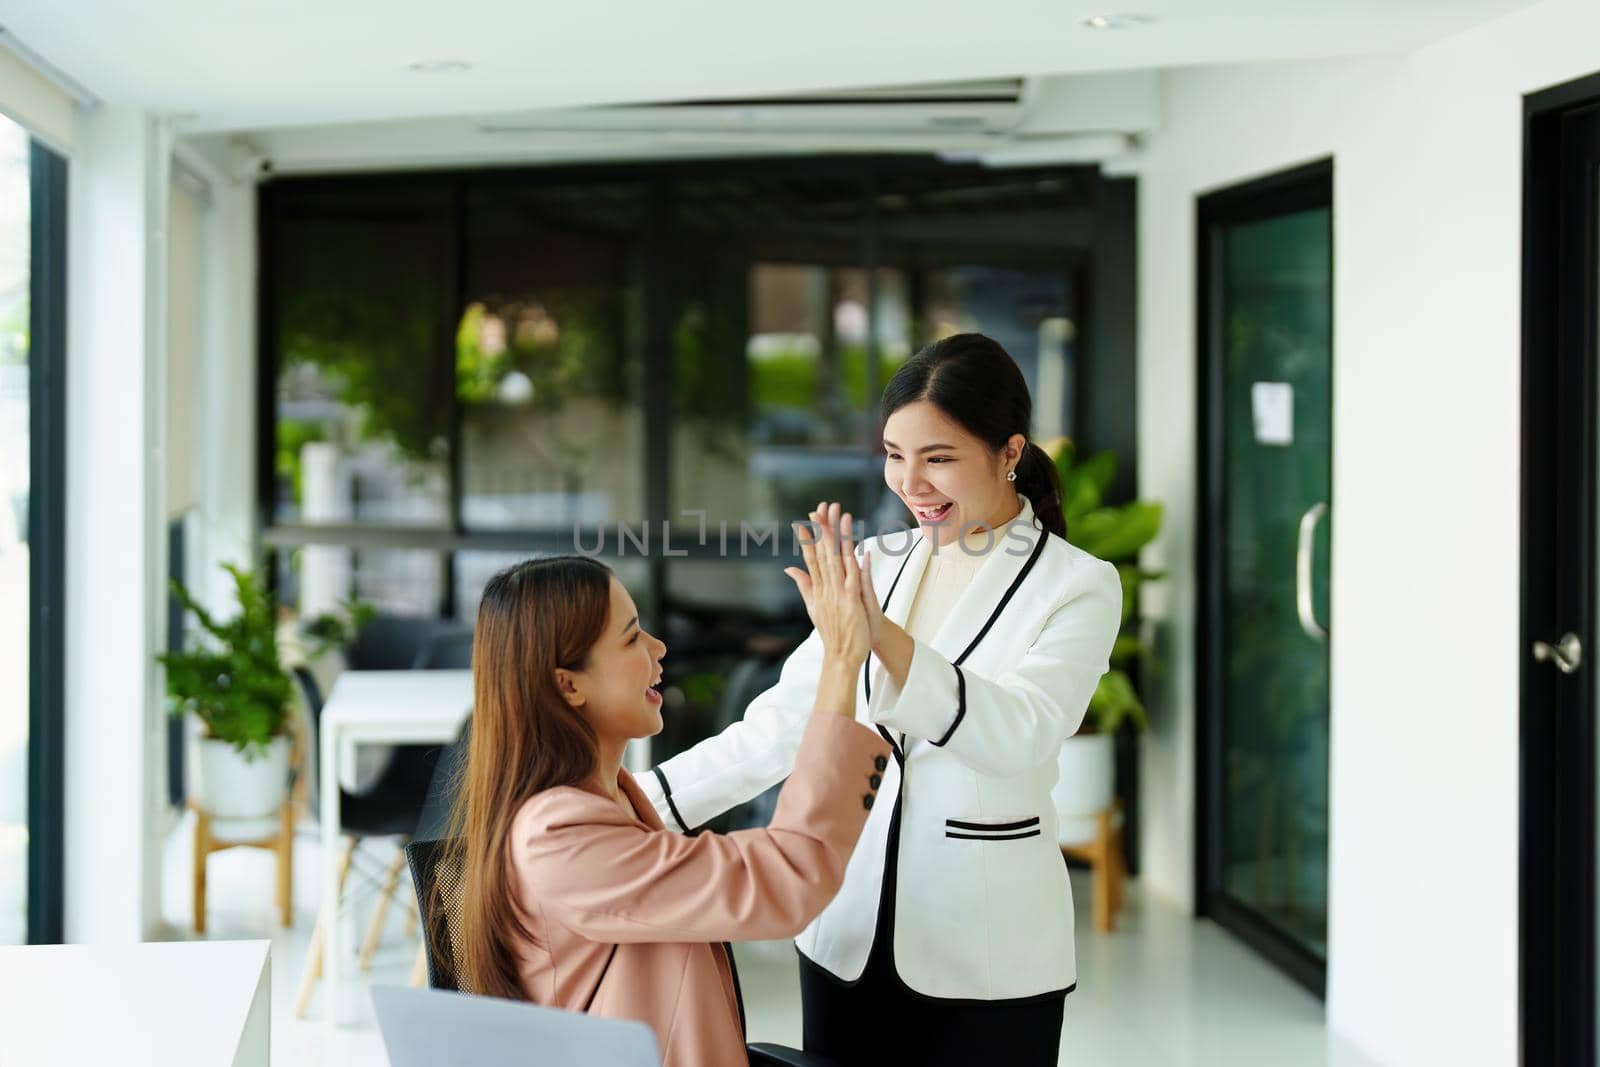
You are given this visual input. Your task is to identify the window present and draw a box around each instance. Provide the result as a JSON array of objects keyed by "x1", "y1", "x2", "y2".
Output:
[
  {"x1": 1, "y1": 115, "x2": 67, "y2": 944},
  {"x1": 0, "y1": 116, "x2": 28, "y2": 946},
  {"x1": 260, "y1": 158, "x2": 1092, "y2": 775}
]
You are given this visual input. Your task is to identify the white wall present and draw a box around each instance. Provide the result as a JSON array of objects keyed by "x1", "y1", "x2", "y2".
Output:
[
  {"x1": 172, "y1": 139, "x2": 259, "y2": 616},
  {"x1": 64, "y1": 106, "x2": 171, "y2": 941},
  {"x1": 1137, "y1": 1, "x2": 1600, "y2": 1064},
  {"x1": 61, "y1": 116, "x2": 256, "y2": 944}
]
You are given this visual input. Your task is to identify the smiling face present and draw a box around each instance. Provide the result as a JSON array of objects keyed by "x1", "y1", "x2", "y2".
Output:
[
  {"x1": 555, "y1": 577, "x2": 668, "y2": 743},
  {"x1": 883, "y1": 400, "x2": 1025, "y2": 546}
]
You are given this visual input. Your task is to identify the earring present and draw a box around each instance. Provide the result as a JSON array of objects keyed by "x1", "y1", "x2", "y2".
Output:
[{"x1": 1006, "y1": 470, "x2": 1017, "y2": 482}]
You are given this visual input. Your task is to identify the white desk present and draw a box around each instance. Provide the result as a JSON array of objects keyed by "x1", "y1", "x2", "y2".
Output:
[
  {"x1": 0, "y1": 940, "x2": 271, "y2": 1065},
  {"x1": 320, "y1": 668, "x2": 473, "y2": 1027}
]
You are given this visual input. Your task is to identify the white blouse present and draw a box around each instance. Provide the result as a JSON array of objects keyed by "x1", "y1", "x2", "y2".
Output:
[{"x1": 875, "y1": 516, "x2": 1023, "y2": 707}]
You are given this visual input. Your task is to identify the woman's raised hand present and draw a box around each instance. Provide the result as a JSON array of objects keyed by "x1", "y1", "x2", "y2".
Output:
[{"x1": 784, "y1": 501, "x2": 871, "y2": 667}]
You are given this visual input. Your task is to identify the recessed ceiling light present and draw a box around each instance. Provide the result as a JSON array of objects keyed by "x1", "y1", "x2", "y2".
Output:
[
  {"x1": 1082, "y1": 13, "x2": 1154, "y2": 30},
  {"x1": 409, "y1": 59, "x2": 473, "y2": 74}
]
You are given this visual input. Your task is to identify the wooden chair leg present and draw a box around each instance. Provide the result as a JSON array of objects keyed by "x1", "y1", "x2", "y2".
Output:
[
  {"x1": 276, "y1": 802, "x2": 295, "y2": 928},
  {"x1": 359, "y1": 843, "x2": 409, "y2": 972},
  {"x1": 1108, "y1": 812, "x2": 1126, "y2": 923},
  {"x1": 294, "y1": 835, "x2": 358, "y2": 1019},
  {"x1": 409, "y1": 943, "x2": 428, "y2": 988},
  {"x1": 193, "y1": 809, "x2": 210, "y2": 935},
  {"x1": 1091, "y1": 808, "x2": 1113, "y2": 934},
  {"x1": 294, "y1": 910, "x2": 326, "y2": 1019}
]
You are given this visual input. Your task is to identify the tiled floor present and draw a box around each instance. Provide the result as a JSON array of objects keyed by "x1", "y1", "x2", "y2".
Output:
[{"x1": 161, "y1": 812, "x2": 1381, "y2": 1067}]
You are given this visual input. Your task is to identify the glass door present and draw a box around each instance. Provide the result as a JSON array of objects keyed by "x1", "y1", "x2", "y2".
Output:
[{"x1": 1198, "y1": 161, "x2": 1333, "y2": 996}]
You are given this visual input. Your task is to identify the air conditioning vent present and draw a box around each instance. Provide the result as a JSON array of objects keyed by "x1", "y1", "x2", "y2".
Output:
[{"x1": 480, "y1": 79, "x2": 1026, "y2": 138}]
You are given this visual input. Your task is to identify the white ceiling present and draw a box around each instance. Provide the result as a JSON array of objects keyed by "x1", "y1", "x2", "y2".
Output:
[{"x1": 2, "y1": 0, "x2": 1535, "y2": 134}]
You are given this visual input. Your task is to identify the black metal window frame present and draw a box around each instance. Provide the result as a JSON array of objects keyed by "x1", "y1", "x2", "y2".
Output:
[
  {"x1": 1194, "y1": 157, "x2": 1334, "y2": 999},
  {"x1": 27, "y1": 140, "x2": 68, "y2": 945},
  {"x1": 254, "y1": 154, "x2": 1096, "y2": 617}
]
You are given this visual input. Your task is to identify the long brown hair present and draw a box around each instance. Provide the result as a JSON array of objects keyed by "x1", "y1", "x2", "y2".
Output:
[{"x1": 432, "y1": 555, "x2": 613, "y2": 1000}]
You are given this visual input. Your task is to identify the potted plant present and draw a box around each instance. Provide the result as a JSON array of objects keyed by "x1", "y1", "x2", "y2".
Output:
[
  {"x1": 1045, "y1": 440, "x2": 1164, "y2": 820},
  {"x1": 159, "y1": 563, "x2": 295, "y2": 821}
]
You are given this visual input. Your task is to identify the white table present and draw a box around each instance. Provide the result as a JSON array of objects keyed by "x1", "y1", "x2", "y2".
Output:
[
  {"x1": 0, "y1": 940, "x2": 271, "y2": 1065},
  {"x1": 320, "y1": 668, "x2": 473, "y2": 1027}
]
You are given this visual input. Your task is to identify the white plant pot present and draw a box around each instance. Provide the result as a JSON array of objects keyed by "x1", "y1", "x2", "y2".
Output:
[
  {"x1": 190, "y1": 734, "x2": 291, "y2": 820},
  {"x1": 1052, "y1": 731, "x2": 1115, "y2": 818}
]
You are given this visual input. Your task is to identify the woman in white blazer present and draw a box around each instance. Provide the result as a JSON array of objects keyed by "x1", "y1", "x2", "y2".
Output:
[{"x1": 636, "y1": 333, "x2": 1122, "y2": 1065}]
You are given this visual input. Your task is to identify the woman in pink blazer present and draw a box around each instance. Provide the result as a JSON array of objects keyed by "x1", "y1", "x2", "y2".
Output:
[{"x1": 434, "y1": 511, "x2": 890, "y2": 1067}]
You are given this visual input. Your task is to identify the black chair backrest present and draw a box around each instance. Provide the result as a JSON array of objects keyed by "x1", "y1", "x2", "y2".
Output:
[
  {"x1": 293, "y1": 664, "x2": 324, "y2": 725},
  {"x1": 292, "y1": 666, "x2": 325, "y2": 810},
  {"x1": 415, "y1": 719, "x2": 471, "y2": 842},
  {"x1": 349, "y1": 615, "x2": 467, "y2": 672},
  {"x1": 413, "y1": 630, "x2": 474, "y2": 670},
  {"x1": 295, "y1": 662, "x2": 441, "y2": 834},
  {"x1": 407, "y1": 836, "x2": 470, "y2": 993}
]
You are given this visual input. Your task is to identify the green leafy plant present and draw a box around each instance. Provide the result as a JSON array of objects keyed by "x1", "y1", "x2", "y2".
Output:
[
  {"x1": 299, "y1": 598, "x2": 377, "y2": 662},
  {"x1": 158, "y1": 563, "x2": 293, "y2": 761},
  {"x1": 1050, "y1": 440, "x2": 1165, "y2": 735},
  {"x1": 159, "y1": 565, "x2": 371, "y2": 762},
  {"x1": 274, "y1": 417, "x2": 327, "y2": 504}
]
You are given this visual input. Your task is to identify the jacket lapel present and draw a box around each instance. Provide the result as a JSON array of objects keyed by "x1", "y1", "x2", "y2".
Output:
[
  {"x1": 864, "y1": 495, "x2": 1049, "y2": 755},
  {"x1": 925, "y1": 494, "x2": 1046, "y2": 668}
]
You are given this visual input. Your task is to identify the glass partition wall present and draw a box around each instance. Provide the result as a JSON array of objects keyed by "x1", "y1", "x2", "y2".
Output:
[{"x1": 261, "y1": 157, "x2": 1094, "y2": 781}]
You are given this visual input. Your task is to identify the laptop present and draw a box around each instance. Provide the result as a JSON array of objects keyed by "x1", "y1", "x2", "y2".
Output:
[{"x1": 371, "y1": 985, "x2": 661, "y2": 1067}]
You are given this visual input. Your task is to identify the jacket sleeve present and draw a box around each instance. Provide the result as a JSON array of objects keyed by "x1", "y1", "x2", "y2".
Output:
[
  {"x1": 634, "y1": 625, "x2": 826, "y2": 832},
  {"x1": 869, "y1": 555, "x2": 1121, "y2": 775},
  {"x1": 515, "y1": 714, "x2": 890, "y2": 944}
]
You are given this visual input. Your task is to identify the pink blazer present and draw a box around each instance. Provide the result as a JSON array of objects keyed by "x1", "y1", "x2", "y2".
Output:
[{"x1": 509, "y1": 712, "x2": 891, "y2": 1067}]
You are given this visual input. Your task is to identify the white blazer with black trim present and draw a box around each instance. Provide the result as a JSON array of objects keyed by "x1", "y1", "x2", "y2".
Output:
[{"x1": 636, "y1": 493, "x2": 1122, "y2": 1001}]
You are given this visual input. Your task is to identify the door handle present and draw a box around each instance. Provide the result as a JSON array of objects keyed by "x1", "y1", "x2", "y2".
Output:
[
  {"x1": 1296, "y1": 502, "x2": 1329, "y2": 641},
  {"x1": 1532, "y1": 633, "x2": 1583, "y2": 674}
]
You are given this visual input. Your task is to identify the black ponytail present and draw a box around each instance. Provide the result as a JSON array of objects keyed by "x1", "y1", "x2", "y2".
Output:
[
  {"x1": 880, "y1": 333, "x2": 1067, "y2": 540},
  {"x1": 1014, "y1": 441, "x2": 1066, "y2": 540}
]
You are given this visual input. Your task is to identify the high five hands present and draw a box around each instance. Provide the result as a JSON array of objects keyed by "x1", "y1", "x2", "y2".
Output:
[{"x1": 784, "y1": 501, "x2": 876, "y2": 665}]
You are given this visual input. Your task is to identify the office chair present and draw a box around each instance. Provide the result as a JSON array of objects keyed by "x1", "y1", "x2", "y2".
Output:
[
  {"x1": 412, "y1": 629, "x2": 473, "y2": 670},
  {"x1": 291, "y1": 666, "x2": 443, "y2": 1016}
]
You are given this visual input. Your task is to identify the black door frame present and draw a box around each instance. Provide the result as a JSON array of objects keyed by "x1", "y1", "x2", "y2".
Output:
[
  {"x1": 1195, "y1": 158, "x2": 1333, "y2": 999},
  {"x1": 1520, "y1": 70, "x2": 1600, "y2": 1067}
]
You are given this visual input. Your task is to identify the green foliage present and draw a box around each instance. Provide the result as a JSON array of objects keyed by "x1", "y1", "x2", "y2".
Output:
[
  {"x1": 300, "y1": 599, "x2": 377, "y2": 663},
  {"x1": 1052, "y1": 440, "x2": 1165, "y2": 735},
  {"x1": 159, "y1": 566, "x2": 372, "y2": 761},
  {"x1": 455, "y1": 297, "x2": 629, "y2": 415},
  {"x1": 1086, "y1": 668, "x2": 1147, "y2": 735},
  {"x1": 275, "y1": 214, "x2": 458, "y2": 465},
  {"x1": 678, "y1": 671, "x2": 728, "y2": 708},
  {"x1": 157, "y1": 564, "x2": 292, "y2": 761},
  {"x1": 275, "y1": 418, "x2": 327, "y2": 503},
  {"x1": 280, "y1": 286, "x2": 448, "y2": 464},
  {"x1": 747, "y1": 342, "x2": 897, "y2": 413}
]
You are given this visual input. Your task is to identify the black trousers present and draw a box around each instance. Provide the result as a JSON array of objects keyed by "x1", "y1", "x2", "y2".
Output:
[{"x1": 798, "y1": 947, "x2": 1066, "y2": 1067}]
